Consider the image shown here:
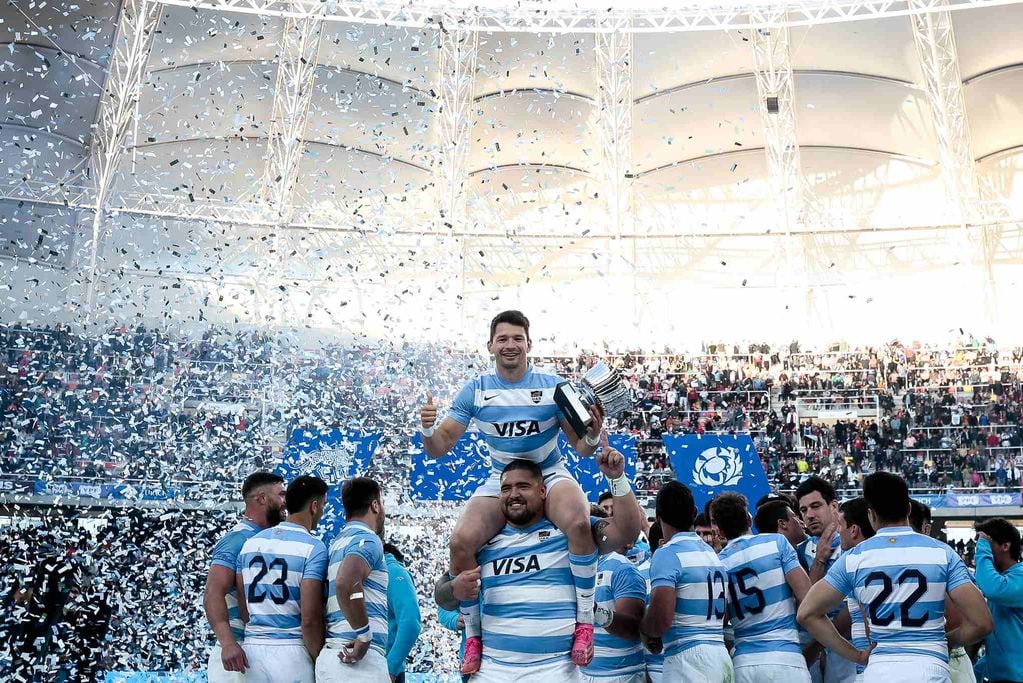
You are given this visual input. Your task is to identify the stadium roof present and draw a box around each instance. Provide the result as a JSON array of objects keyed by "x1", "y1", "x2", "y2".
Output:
[{"x1": 1, "y1": 0, "x2": 1022, "y2": 346}]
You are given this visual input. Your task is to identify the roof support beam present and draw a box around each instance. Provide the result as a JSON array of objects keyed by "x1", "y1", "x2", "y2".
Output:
[
  {"x1": 259, "y1": 10, "x2": 324, "y2": 324},
  {"x1": 83, "y1": 0, "x2": 162, "y2": 313},
  {"x1": 909, "y1": 0, "x2": 997, "y2": 321},
  {"x1": 435, "y1": 17, "x2": 479, "y2": 302},
  {"x1": 594, "y1": 28, "x2": 633, "y2": 239},
  {"x1": 156, "y1": 0, "x2": 1023, "y2": 34}
]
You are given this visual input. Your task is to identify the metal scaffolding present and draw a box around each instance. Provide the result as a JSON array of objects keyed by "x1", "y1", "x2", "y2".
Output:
[
  {"x1": 260, "y1": 11, "x2": 325, "y2": 323},
  {"x1": 594, "y1": 28, "x2": 634, "y2": 238},
  {"x1": 909, "y1": 0, "x2": 998, "y2": 319},
  {"x1": 155, "y1": 0, "x2": 1023, "y2": 33},
  {"x1": 435, "y1": 19, "x2": 478, "y2": 234},
  {"x1": 83, "y1": 0, "x2": 162, "y2": 311}
]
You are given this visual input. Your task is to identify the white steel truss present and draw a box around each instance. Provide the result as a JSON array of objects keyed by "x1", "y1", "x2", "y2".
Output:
[
  {"x1": 154, "y1": 0, "x2": 1023, "y2": 32},
  {"x1": 260, "y1": 11, "x2": 325, "y2": 323},
  {"x1": 909, "y1": 0, "x2": 998, "y2": 319},
  {"x1": 594, "y1": 28, "x2": 634, "y2": 237},
  {"x1": 83, "y1": 0, "x2": 162, "y2": 311},
  {"x1": 435, "y1": 18, "x2": 478, "y2": 234}
]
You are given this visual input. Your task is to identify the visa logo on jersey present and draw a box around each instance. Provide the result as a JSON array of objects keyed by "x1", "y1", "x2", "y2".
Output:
[
  {"x1": 491, "y1": 421, "x2": 541, "y2": 437},
  {"x1": 491, "y1": 554, "x2": 541, "y2": 576}
]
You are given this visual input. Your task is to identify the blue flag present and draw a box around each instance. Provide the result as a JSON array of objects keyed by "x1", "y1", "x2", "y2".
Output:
[
  {"x1": 662, "y1": 433, "x2": 771, "y2": 512},
  {"x1": 409, "y1": 432, "x2": 491, "y2": 501},
  {"x1": 409, "y1": 431, "x2": 637, "y2": 502},
  {"x1": 276, "y1": 428, "x2": 380, "y2": 544}
]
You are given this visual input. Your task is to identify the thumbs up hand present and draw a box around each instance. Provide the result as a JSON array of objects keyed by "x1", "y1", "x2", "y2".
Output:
[{"x1": 420, "y1": 393, "x2": 438, "y2": 431}]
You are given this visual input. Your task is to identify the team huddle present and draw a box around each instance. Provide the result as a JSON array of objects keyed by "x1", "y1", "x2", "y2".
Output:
[{"x1": 203, "y1": 311, "x2": 998, "y2": 683}]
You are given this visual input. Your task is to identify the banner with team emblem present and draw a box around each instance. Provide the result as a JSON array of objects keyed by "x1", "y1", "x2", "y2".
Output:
[
  {"x1": 662, "y1": 433, "x2": 771, "y2": 512},
  {"x1": 276, "y1": 428, "x2": 380, "y2": 544},
  {"x1": 409, "y1": 431, "x2": 636, "y2": 502}
]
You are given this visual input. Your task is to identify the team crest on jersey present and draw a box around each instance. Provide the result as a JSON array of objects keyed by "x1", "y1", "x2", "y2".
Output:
[
  {"x1": 294, "y1": 439, "x2": 357, "y2": 480},
  {"x1": 530, "y1": 390, "x2": 543, "y2": 404},
  {"x1": 538, "y1": 530, "x2": 551, "y2": 541}
]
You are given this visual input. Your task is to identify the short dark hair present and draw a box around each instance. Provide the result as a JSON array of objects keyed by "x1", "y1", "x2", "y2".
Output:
[
  {"x1": 862, "y1": 472, "x2": 910, "y2": 525},
  {"x1": 795, "y1": 476, "x2": 837, "y2": 505},
  {"x1": 597, "y1": 491, "x2": 614, "y2": 505},
  {"x1": 694, "y1": 512, "x2": 711, "y2": 528},
  {"x1": 242, "y1": 471, "x2": 285, "y2": 499},
  {"x1": 709, "y1": 492, "x2": 750, "y2": 540},
  {"x1": 489, "y1": 310, "x2": 530, "y2": 342},
  {"x1": 647, "y1": 520, "x2": 664, "y2": 552},
  {"x1": 754, "y1": 499, "x2": 793, "y2": 534},
  {"x1": 590, "y1": 504, "x2": 609, "y2": 519},
  {"x1": 656, "y1": 481, "x2": 697, "y2": 532},
  {"x1": 341, "y1": 477, "x2": 381, "y2": 517},
  {"x1": 285, "y1": 475, "x2": 328, "y2": 514},
  {"x1": 383, "y1": 542, "x2": 404, "y2": 564},
  {"x1": 757, "y1": 492, "x2": 797, "y2": 511},
  {"x1": 909, "y1": 499, "x2": 933, "y2": 534},
  {"x1": 501, "y1": 459, "x2": 543, "y2": 482},
  {"x1": 976, "y1": 517, "x2": 1022, "y2": 561},
  {"x1": 840, "y1": 497, "x2": 875, "y2": 539}
]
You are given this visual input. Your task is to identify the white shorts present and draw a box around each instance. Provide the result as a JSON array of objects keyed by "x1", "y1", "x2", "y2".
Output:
[
  {"x1": 472, "y1": 460, "x2": 575, "y2": 497},
  {"x1": 242, "y1": 643, "x2": 314, "y2": 683},
  {"x1": 949, "y1": 648, "x2": 976, "y2": 683},
  {"x1": 582, "y1": 672, "x2": 644, "y2": 683},
  {"x1": 315, "y1": 646, "x2": 389, "y2": 683},
  {"x1": 471, "y1": 657, "x2": 582, "y2": 683},
  {"x1": 811, "y1": 649, "x2": 858, "y2": 683},
  {"x1": 735, "y1": 662, "x2": 812, "y2": 683},
  {"x1": 663, "y1": 644, "x2": 733, "y2": 683},
  {"x1": 863, "y1": 660, "x2": 950, "y2": 683},
  {"x1": 207, "y1": 645, "x2": 245, "y2": 683}
]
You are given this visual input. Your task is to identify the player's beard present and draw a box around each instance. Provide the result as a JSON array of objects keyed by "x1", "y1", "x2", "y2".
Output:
[
  {"x1": 502, "y1": 497, "x2": 539, "y2": 525},
  {"x1": 266, "y1": 505, "x2": 284, "y2": 527}
]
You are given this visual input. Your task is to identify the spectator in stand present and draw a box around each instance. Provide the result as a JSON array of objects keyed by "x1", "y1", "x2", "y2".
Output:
[{"x1": 973, "y1": 518, "x2": 1023, "y2": 683}]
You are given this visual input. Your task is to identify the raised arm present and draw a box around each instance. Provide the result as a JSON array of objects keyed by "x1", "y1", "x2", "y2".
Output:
[
  {"x1": 974, "y1": 536, "x2": 1023, "y2": 607},
  {"x1": 593, "y1": 433, "x2": 644, "y2": 554},
  {"x1": 420, "y1": 393, "x2": 468, "y2": 458},
  {"x1": 560, "y1": 403, "x2": 604, "y2": 457}
]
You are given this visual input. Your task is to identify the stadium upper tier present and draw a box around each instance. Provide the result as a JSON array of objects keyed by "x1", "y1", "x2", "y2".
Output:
[
  {"x1": 2, "y1": 1, "x2": 1023, "y2": 343},
  {"x1": 2, "y1": 323, "x2": 1022, "y2": 496}
]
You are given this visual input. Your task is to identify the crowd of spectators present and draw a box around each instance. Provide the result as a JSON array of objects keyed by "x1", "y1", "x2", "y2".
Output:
[{"x1": 4, "y1": 324, "x2": 1023, "y2": 498}]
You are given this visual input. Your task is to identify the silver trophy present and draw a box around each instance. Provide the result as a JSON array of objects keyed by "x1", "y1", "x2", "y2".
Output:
[{"x1": 554, "y1": 361, "x2": 633, "y2": 438}]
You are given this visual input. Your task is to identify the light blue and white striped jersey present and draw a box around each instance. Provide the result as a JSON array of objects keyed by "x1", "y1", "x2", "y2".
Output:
[
  {"x1": 718, "y1": 533, "x2": 804, "y2": 667},
  {"x1": 847, "y1": 597, "x2": 868, "y2": 676},
  {"x1": 325, "y1": 521, "x2": 389, "y2": 656},
  {"x1": 477, "y1": 517, "x2": 578, "y2": 667},
  {"x1": 824, "y1": 526, "x2": 972, "y2": 666},
  {"x1": 449, "y1": 365, "x2": 567, "y2": 475},
  {"x1": 636, "y1": 559, "x2": 665, "y2": 678},
  {"x1": 209, "y1": 518, "x2": 262, "y2": 642},
  {"x1": 648, "y1": 531, "x2": 728, "y2": 657},
  {"x1": 236, "y1": 521, "x2": 328, "y2": 644},
  {"x1": 583, "y1": 552, "x2": 647, "y2": 678}
]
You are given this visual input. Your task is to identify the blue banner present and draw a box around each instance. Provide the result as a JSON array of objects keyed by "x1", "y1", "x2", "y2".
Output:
[
  {"x1": 276, "y1": 428, "x2": 380, "y2": 543},
  {"x1": 662, "y1": 433, "x2": 772, "y2": 512},
  {"x1": 409, "y1": 432, "x2": 636, "y2": 502},
  {"x1": 559, "y1": 433, "x2": 637, "y2": 503},
  {"x1": 409, "y1": 432, "x2": 491, "y2": 501}
]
